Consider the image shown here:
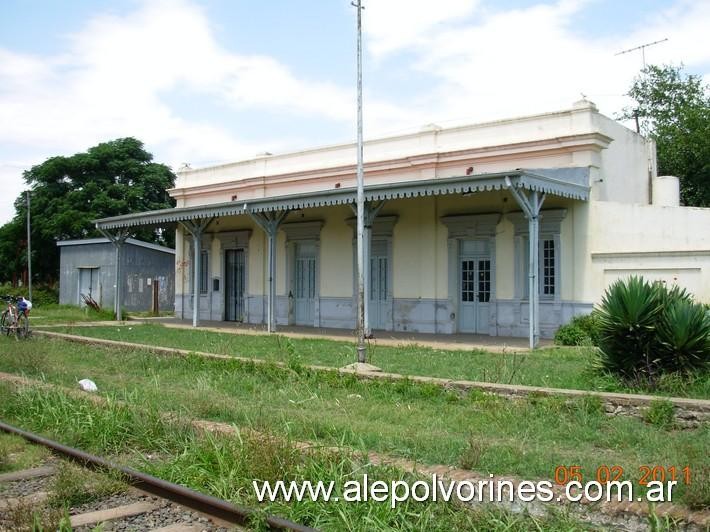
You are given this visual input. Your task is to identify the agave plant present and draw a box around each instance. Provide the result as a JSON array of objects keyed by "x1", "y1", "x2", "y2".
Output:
[
  {"x1": 596, "y1": 276, "x2": 664, "y2": 379},
  {"x1": 596, "y1": 276, "x2": 710, "y2": 386},
  {"x1": 656, "y1": 298, "x2": 710, "y2": 373}
]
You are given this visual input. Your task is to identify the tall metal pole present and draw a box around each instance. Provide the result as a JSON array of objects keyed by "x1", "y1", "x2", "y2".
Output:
[
  {"x1": 115, "y1": 241, "x2": 122, "y2": 320},
  {"x1": 26, "y1": 191, "x2": 32, "y2": 301},
  {"x1": 354, "y1": 0, "x2": 366, "y2": 363}
]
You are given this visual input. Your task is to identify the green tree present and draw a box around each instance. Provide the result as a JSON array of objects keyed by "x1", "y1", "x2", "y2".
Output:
[
  {"x1": 622, "y1": 64, "x2": 710, "y2": 207},
  {"x1": 0, "y1": 138, "x2": 176, "y2": 284}
]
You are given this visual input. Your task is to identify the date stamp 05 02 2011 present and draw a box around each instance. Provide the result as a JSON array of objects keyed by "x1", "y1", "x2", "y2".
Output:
[{"x1": 553, "y1": 465, "x2": 693, "y2": 486}]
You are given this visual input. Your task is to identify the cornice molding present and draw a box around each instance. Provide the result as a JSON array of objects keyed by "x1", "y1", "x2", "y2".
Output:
[{"x1": 169, "y1": 133, "x2": 610, "y2": 202}]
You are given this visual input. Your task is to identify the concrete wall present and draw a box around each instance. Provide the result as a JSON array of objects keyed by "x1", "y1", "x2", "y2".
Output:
[
  {"x1": 586, "y1": 202, "x2": 710, "y2": 303},
  {"x1": 170, "y1": 101, "x2": 624, "y2": 212},
  {"x1": 595, "y1": 115, "x2": 653, "y2": 205}
]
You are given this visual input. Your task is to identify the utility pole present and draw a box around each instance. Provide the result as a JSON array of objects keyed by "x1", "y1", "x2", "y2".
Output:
[
  {"x1": 615, "y1": 38, "x2": 668, "y2": 69},
  {"x1": 353, "y1": 0, "x2": 366, "y2": 364},
  {"x1": 26, "y1": 191, "x2": 32, "y2": 301}
]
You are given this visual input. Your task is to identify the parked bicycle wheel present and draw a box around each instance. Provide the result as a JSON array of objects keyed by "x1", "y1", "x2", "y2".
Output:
[
  {"x1": 16, "y1": 313, "x2": 29, "y2": 339},
  {"x1": 0, "y1": 310, "x2": 10, "y2": 336}
]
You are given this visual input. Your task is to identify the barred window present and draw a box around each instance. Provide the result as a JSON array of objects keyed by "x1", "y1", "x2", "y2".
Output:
[
  {"x1": 478, "y1": 259, "x2": 491, "y2": 302},
  {"x1": 199, "y1": 250, "x2": 209, "y2": 294},
  {"x1": 542, "y1": 239, "x2": 555, "y2": 296},
  {"x1": 461, "y1": 260, "x2": 475, "y2": 302},
  {"x1": 520, "y1": 236, "x2": 558, "y2": 299}
]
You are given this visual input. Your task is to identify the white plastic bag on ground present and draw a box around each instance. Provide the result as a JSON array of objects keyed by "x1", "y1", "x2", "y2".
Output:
[{"x1": 78, "y1": 379, "x2": 98, "y2": 392}]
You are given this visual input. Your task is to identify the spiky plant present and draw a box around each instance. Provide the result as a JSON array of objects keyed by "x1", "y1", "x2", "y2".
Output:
[
  {"x1": 596, "y1": 276, "x2": 710, "y2": 386},
  {"x1": 656, "y1": 297, "x2": 710, "y2": 373},
  {"x1": 596, "y1": 276, "x2": 664, "y2": 380}
]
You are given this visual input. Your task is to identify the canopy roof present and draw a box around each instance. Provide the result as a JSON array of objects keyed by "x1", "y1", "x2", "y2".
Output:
[{"x1": 95, "y1": 168, "x2": 589, "y2": 230}]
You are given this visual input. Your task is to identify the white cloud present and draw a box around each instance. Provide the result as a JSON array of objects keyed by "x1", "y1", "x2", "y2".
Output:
[
  {"x1": 363, "y1": 0, "x2": 480, "y2": 58},
  {"x1": 1, "y1": 0, "x2": 708, "y2": 226},
  {"x1": 0, "y1": 0, "x2": 411, "y2": 169},
  {"x1": 362, "y1": 0, "x2": 710, "y2": 126},
  {"x1": 0, "y1": 0, "x2": 418, "y2": 222}
]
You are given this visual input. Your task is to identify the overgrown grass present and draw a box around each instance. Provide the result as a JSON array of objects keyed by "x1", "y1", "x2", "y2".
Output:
[
  {"x1": 0, "y1": 499, "x2": 68, "y2": 532},
  {"x1": 0, "y1": 383, "x2": 600, "y2": 531},
  {"x1": 0, "y1": 432, "x2": 50, "y2": 474},
  {"x1": 0, "y1": 432, "x2": 125, "y2": 531},
  {"x1": 43, "y1": 323, "x2": 710, "y2": 398},
  {"x1": 0, "y1": 335, "x2": 708, "y2": 508},
  {"x1": 48, "y1": 461, "x2": 127, "y2": 508},
  {"x1": 29, "y1": 304, "x2": 114, "y2": 324}
]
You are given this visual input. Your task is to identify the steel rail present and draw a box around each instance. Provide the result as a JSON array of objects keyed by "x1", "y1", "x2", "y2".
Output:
[{"x1": 0, "y1": 420, "x2": 317, "y2": 532}]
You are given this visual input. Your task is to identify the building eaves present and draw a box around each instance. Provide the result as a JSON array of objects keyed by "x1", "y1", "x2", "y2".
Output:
[
  {"x1": 56, "y1": 237, "x2": 174, "y2": 255},
  {"x1": 95, "y1": 168, "x2": 590, "y2": 230}
]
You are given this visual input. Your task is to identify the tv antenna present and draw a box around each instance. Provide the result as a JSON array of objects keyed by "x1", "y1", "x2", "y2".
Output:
[{"x1": 615, "y1": 38, "x2": 668, "y2": 68}]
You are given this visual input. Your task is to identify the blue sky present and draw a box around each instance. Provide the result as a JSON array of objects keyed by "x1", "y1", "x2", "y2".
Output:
[{"x1": 1, "y1": 0, "x2": 708, "y2": 223}]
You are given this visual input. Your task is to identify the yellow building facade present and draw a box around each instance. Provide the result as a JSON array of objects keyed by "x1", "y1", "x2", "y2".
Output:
[{"x1": 97, "y1": 100, "x2": 710, "y2": 339}]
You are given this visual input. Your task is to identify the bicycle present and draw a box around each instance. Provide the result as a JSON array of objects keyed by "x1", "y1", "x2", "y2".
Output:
[{"x1": 1, "y1": 295, "x2": 30, "y2": 339}]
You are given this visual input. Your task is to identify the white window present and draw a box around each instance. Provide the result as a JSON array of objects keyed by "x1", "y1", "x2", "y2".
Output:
[
  {"x1": 519, "y1": 236, "x2": 558, "y2": 299},
  {"x1": 508, "y1": 209, "x2": 566, "y2": 301}
]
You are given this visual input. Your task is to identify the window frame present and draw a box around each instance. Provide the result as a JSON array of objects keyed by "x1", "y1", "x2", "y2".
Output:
[
  {"x1": 519, "y1": 235, "x2": 558, "y2": 300},
  {"x1": 507, "y1": 209, "x2": 566, "y2": 302},
  {"x1": 199, "y1": 249, "x2": 209, "y2": 295}
]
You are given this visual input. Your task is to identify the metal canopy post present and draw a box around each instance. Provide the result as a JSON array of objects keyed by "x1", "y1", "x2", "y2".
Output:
[
  {"x1": 505, "y1": 177, "x2": 546, "y2": 349},
  {"x1": 97, "y1": 228, "x2": 130, "y2": 321},
  {"x1": 179, "y1": 218, "x2": 213, "y2": 327},
  {"x1": 351, "y1": 200, "x2": 385, "y2": 337},
  {"x1": 248, "y1": 210, "x2": 289, "y2": 333}
]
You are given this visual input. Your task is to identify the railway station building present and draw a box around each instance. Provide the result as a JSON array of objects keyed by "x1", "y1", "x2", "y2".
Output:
[{"x1": 95, "y1": 100, "x2": 710, "y2": 344}]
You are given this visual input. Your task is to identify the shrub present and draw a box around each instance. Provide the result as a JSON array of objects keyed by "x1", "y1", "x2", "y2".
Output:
[
  {"x1": 554, "y1": 312, "x2": 601, "y2": 346},
  {"x1": 656, "y1": 294, "x2": 710, "y2": 373},
  {"x1": 554, "y1": 323, "x2": 589, "y2": 346},
  {"x1": 596, "y1": 276, "x2": 710, "y2": 386},
  {"x1": 683, "y1": 467, "x2": 710, "y2": 510},
  {"x1": 0, "y1": 283, "x2": 58, "y2": 306},
  {"x1": 643, "y1": 399, "x2": 675, "y2": 429}
]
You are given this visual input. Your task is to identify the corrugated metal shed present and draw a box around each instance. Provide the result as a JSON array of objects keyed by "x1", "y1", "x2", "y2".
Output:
[{"x1": 58, "y1": 238, "x2": 174, "y2": 312}]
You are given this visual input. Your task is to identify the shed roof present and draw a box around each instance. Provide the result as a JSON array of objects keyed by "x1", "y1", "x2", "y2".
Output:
[{"x1": 56, "y1": 237, "x2": 175, "y2": 255}]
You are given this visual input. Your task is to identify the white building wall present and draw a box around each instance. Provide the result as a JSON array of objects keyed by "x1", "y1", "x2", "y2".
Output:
[
  {"x1": 594, "y1": 116, "x2": 653, "y2": 204},
  {"x1": 586, "y1": 202, "x2": 710, "y2": 303}
]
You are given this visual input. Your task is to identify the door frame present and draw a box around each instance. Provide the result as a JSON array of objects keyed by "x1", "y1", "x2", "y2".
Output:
[
  {"x1": 457, "y1": 245, "x2": 492, "y2": 334},
  {"x1": 365, "y1": 237, "x2": 394, "y2": 331},
  {"x1": 282, "y1": 221, "x2": 323, "y2": 327},
  {"x1": 77, "y1": 267, "x2": 100, "y2": 306},
  {"x1": 441, "y1": 213, "x2": 500, "y2": 335},
  {"x1": 347, "y1": 215, "x2": 398, "y2": 331},
  {"x1": 215, "y1": 230, "x2": 251, "y2": 322},
  {"x1": 224, "y1": 248, "x2": 247, "y2": 322},
  {"x1": 292, "y1": 243, "x2": 318, "y2": 326}
]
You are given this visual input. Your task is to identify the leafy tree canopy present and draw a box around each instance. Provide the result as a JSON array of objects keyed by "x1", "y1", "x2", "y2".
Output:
[
  {"x1": 622, "y1": 64, "x2": 710, "y2": 207},
  {"x1": 1, "y1": 137, "x2": 176, "y2": 283}
]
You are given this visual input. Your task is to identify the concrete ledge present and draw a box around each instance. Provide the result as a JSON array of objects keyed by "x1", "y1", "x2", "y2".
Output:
[{"x1": 33, "y1": 330, "x2": 710, "y2": 426}]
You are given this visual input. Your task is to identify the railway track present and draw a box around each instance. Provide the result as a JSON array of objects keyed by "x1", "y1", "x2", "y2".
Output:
[{"x1": 0, "y1": 420, "x2": 316, "y2": 532}]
